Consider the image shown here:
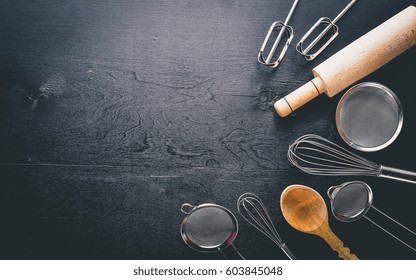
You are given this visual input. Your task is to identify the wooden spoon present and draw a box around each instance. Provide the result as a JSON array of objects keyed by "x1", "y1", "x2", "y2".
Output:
[{"x1": 280, "y1": 185, "x2": 359, "y2": 260}]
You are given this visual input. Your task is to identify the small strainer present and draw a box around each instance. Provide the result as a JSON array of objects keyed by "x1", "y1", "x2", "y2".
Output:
[
  {"x1": 336, "y1": 82, "x2": 403, "y2": 152},
  {"x1": 180, "y1": 203, "x2": 244, "y2": 259},
  {"x1": 327, "y1": 181, "x2": 416, "y2": 252}
]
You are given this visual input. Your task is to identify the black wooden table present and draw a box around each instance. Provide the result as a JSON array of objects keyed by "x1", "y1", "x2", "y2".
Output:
[{"x1": 1, "y1": 0, "x2": 415, "y2": 260}]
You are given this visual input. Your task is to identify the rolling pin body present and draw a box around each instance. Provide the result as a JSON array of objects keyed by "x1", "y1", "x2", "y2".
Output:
[{"x1": 275, "y1": 6, "x2": 416, "y2": 117}]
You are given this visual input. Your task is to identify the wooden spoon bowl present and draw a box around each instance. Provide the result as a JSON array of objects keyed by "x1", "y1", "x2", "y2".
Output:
[{"x1": 280, "y1": 185, "x2": 359, "y2": 260}]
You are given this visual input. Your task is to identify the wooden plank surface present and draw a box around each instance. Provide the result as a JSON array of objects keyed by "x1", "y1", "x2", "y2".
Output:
[{"x1": 0, "y1": 0, "x2": 415, "y2": 259}]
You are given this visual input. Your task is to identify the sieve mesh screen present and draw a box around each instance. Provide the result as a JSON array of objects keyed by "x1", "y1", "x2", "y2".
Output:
[
  {"x1": 333, "y1": 182, "x2": 369, "y2": 218},
  {"x1": 184, "y1": 206, "x2": 235, "y2": 248},
  {"x1": 337, "y1": 82, "x2": 402, "y2": 151}
]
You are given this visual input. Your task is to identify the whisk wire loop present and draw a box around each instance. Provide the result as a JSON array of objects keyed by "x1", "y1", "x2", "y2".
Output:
[
  {"x1": 237, "y1": 193, "x2": 296, "y2": 259},
  {"x1": 239, "y1": 197, "x2": 282, "y2": 247},
  {"x1": 295, "y1": 147, "x2": 376, "y2": 171},
  {"x1": 294, "y1": 134, "x2": 378, "y2": 167},
  {"x1": 288, "y1": 134, "x2": 383, "y2": 177}
]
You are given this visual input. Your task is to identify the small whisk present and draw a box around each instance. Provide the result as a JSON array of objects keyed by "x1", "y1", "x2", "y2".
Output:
[
  {"x1": 258, "y1": 0, "x2": 299, "y2": 68},
  {"x1": 237, "y1": 193, "x2": 296, "y2": 259},
  {"x1": 296, "y1": 0, "x2": 358, "y2": 60},
  {"x1": 287, "y1": 134, "x2": 416, "y2": 185}
]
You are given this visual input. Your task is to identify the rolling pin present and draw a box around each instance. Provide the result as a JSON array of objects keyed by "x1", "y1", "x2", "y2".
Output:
[{"x1": 275, "y1": 5, "x2": 416, "y2": 117}]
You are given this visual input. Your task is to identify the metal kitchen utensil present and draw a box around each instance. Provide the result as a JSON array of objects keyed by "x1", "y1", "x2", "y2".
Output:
[
  {"x1": 274, "y1": 6, "x2": 416, "y2": 117},
  {"x1": 336, "y1": 82, "x2": 403, "y2": 152},
  {"x1": 180, "y1": 203, "x2": 244, "y2": 259},
  {"x1": 237, "y1": 193, "x2": 296, "y2": 259},
  {"x1": 280, "y1": 185, "x2": 359, "y2": 259},
  {"x1": 258, "y1": 0, "x2": 299, "y2": 68},
  {"x1": 328, "y1": 181, "x2": 416, "y2": 252},
  {"x1": 287, "y1": 134, "x2": 416, "y2": 184},
  {"x1": 296, "y1": 0, "x2": 358, "y2": 60}
]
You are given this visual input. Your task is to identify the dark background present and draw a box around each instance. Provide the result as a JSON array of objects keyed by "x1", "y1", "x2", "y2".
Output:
[{"x1": 1, "y1": 0, "x2": 415, "y2": 260}]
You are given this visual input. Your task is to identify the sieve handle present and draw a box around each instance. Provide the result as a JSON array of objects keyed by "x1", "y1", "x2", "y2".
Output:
[
  {"x1": 327, "y1": 185, "x2": 342, "y2": 201},
  {"x1": 320, "y1": 228, "x2": 359, "y2": 260},
  {"x1": 379, "y1": 165, "x2": 416, "y2": 185},
  {"x1": 180, "y1": 203, "x2": 195, "y2": 214}
]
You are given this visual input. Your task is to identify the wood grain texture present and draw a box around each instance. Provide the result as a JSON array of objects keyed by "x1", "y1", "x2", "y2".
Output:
[
  {"x1": 281, "y1": 185, "x2": 359, "y2": 260},
  {"x1": 0, "y1": 0, "x2": 415, "y2": 260}
]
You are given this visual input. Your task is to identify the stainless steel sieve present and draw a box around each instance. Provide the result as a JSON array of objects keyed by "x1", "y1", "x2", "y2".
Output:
[
  {"x1": 336, "y1": 82, "x2": 403, "y2": 152},
  {"x1": 180, "y1": 203, "x2": 244, "y2": 259},
  {"x1": 327, "y1": 181, "x2": 416, "y2": 252}
]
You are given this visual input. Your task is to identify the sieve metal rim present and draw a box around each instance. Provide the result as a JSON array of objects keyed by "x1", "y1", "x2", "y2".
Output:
[
  {"x1": 180, "y1": 203, "x2": 238, "y2": 253},
  {"x1": 335, "y1": 82, "x2": 403, "y2": 152},
  {"x1": 327, "y1": 181, "x2": 373, "y2": 222}
]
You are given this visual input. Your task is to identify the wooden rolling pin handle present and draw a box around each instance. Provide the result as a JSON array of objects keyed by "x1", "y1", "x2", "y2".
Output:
[{"x1": 274, "y1": 77, "x2": 326, "y2": 117}]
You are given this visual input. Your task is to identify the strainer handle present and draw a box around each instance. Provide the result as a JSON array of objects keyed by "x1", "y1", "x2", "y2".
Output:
[
  {"x1": 180, "y1": 203, "x2": 195, "y2": 214},
  {"x1": 379, "y1": 165, "x2": 416, "y2": 185},
  {"x1": 327, "y1": 185, "x2": 342, "y2": 201}
]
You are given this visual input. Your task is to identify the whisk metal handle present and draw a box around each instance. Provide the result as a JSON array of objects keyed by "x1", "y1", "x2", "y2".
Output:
[
  {"x1": 280, "y1": 243, "x2": 297, "y2": 260},
  {"x1": 379, "y1": 165, "x2": 416, "y2": 185}
]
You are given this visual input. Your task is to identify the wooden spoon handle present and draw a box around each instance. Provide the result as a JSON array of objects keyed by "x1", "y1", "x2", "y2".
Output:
[
  {"x1": 320, "y1": 229, "x2": 359, "y2": 260},
  {"x1": 333, "y1": 244, "x2": 359, "y2": 260}
]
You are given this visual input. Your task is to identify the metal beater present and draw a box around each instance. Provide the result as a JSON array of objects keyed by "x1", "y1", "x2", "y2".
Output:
[
  {"x1": 258, "y1": 0, "x2": 299, "y2": 68},
  {"x1": 287, "y1": 134, "x2": 416, "y2": 184},
  {"x1": 296, "y1": 0, "x2": 358, "y2": 60},
  {"x1": 237, "y1": 193, "x2": 297, "y2": 259}
]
